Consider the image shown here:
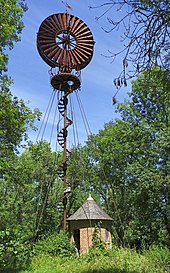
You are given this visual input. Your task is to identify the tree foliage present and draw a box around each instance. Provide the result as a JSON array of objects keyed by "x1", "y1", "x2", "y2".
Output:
[
  {"x1": 90, "y1": 1, "x2": 170, "y2": 82},
  {"x1": 0, "y1": 79, "x2": 41, "y2": 174},
  {"x1": 69, "y1": 67, "x2": 170, "y2": 247},
  {"x1": 0, "y1": 141, "x2": 64, "y2": 268},
  {"x1": 0, "y1": 0, "x2": 41, "y2": 174},
  {"x1": 0, "y1": 141, "x2": 63, "y2": 237},
  {"x1": 0, "y1": 0, "x2": 27, "y2": 74},
  {"x1": 0, "y1": 0, "x2": 170, "y2": 269}
]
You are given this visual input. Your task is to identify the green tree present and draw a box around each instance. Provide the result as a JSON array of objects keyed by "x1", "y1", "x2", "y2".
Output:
[
  {"x1": 0, "y1": 141, "x2": 63, "y2": 239},
  {"x1": 0, "y1": 80, "x2": 41, "y2": 174},
  {"x1": 0, "y1": 0, "x2": 27, "y2": 74},
  {"x1": 80, "y1": 67, "x2": 170, "y2": 247},
  {"x1": 0, "y1": 141, "x2": 63, "y2": 268},
  {"x1": 0, "y1": 0, "x2": 41, "y2": 174},
  {"x1": 118, "y1": 66, "x2": 170, "y2": 245}
]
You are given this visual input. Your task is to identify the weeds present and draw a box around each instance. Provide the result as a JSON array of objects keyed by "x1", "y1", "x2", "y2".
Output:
[{"x1": 20, "y1": 245, "x2": 169, "y2": 273}]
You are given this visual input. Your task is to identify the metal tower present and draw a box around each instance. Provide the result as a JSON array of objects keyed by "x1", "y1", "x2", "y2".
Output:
[{"x1": 37, "y1": 11, "x2": 94, "y2": 231}]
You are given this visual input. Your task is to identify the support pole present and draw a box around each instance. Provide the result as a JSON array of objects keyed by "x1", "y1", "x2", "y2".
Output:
[{"x1": 63, "y1": 91, "x2": 68, "y2": 232}]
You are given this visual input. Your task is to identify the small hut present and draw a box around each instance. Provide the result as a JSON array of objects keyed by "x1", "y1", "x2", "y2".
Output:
[{"x1": 67, "y1": 195, "x2": 113, "y2": 254}]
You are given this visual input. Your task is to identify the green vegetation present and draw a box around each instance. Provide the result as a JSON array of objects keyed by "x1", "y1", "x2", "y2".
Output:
[
  {"x1": 1, "y1": 232, "x2": 169, "y2": 272},
  {"x1": 0, "y1": 0, "x2": 170, "y2": 272},
  {"x1": 0, "y1": 0, "x2": 27, "y2": 74},
  {"x1": 18, "y1": 245, "x2": 170, "y2": 273}
]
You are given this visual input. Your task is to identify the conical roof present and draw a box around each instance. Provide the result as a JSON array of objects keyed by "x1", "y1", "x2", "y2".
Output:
[{"x1": 67, "y1": 195, "x2": 113, "y2": 221}]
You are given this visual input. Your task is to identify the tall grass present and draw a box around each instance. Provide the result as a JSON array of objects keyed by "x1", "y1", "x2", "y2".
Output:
[{"x1": 20, "y1": 245, "x2": 170, "y2": 273}]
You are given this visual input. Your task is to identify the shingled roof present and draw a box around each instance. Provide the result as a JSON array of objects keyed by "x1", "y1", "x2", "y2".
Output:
[{"x1": 67, "y1": 195, "x2": 113, "y2": 221}]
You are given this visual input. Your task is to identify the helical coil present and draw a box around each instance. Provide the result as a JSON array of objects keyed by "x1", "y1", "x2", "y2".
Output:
[{"x1": 57, "y1": 91, "x2": 72, "y2": 179}]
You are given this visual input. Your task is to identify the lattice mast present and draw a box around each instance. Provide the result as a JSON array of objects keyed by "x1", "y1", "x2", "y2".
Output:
[{"x1": 37, "y1": 10, "x2": 94, "y2": 231}]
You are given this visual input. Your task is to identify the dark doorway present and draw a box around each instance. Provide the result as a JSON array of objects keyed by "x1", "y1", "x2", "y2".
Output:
[{"x1": 73, "y1": 229, "x2": 80, "y2": 253}]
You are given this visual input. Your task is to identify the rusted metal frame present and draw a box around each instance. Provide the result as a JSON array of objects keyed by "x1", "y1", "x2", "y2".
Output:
[
  {"x1": 46, "y1": 17, "x2": 58, "y2": 30},
  {"x1": 77, "y1": 44, "x2": 94, "y2": 52},
  {"x1": 49, "y1": 15, "x2": 60, "y2": 31},
  {"x1": 75, "y1": 50, "x2": 91, "y2": 60},
  {"x1": 76, "y1": 30, "x2": 92, "y2": 38},
  {"x1": 63, "y1": 90, "x2": 68, "y2": 232},
  {"x1": 58, "y1": 13, "x2": 65, "y2": 30},
  {"x1": 38, "y1": 32, "x2": 54, "y2": 39},
  {"x1": 39, "y1": 40, "x2": 55, "y2": 46},
  {"x1": 41, "y1": 43, "x2": 57, "y2": 51},
  {"x1": 37, "y1": 12, "x2": 95, "y2": 232},
  {"x1": 39, "y1": 29, "x2": 55, "y2": 38},
  {"x1": 62, "y1": 49, "x2": 68, "y2": 67},
  {"x1": 52, "y1": 15, "x2": 62, "y2": 31},
  {"x1": 70, "y1": 49, "x2": 82, "y2": 64},
  {"x1": 77, "y1": 40, "x2": 94, "y2": 45},
  {"x1": 43, "y1": 44, "x2": 58, "y2": 54},
  {"x1": 74, "y1": 47, "x2": 89, "y2": 60},
  {"x1": 68, "y1": 39, "x2": 77, "y2": 48},
  {"x1": 76, "y1": 43, "x2": 93, "y2": 52},
  {"x1": 62, "y1": 13, "x2": 67, "y2": 30},
  {"x1": 68, "y1": 50, "x2": 77, "y2": 65},
  {"x1": 66, "y1": 13, "x2": 71, "y2": 29},
  {"x1": 67, "y1": 51, "x2": 73, "y2": 69},
  {"x1": 73, "y1": 22, "x2": 88, "y2": 36},
  {"x1": 51, "y1": 73, "x2": 81, "y2": 92},
  {"x1": 77, "y1": 35, "x2": 94, "y2": 40},
  {"x1": 43, "y1": 20, "x2": 58, "y2": 33},
  {"x1": 40, "y1": 22, "x2": 56, "y2": 33},
  {"x1": 73, "y1": 52, "x2": 85, "y2": 63},
  {"x1": 52, "y1": 47, "x2": 62, "y2": 62},
  {"x1": 46, "y1": 47, "x2": 60, "y2": 59},
  {"x1": 58, "y1": 49, "x2": 65, "y2": 65},
  {"x1": 69, "y1": 15, "x2": 76, "y2": 30},
  {"x1": 71, "y1": 17, "x2": 81, "y2": 33}
]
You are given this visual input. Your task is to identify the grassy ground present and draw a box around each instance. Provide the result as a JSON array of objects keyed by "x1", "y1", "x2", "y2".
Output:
[{"x1": 19, "y1": 246, "x2": 170, "y2": 273}]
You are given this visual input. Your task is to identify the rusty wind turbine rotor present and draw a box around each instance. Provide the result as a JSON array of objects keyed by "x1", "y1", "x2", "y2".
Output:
[
  {"x1": 37, "y1": 11, "x2": 95, "y2": 72},
  {"x1": 37, "y1": 10, "x2": 94, "y2": 232}
]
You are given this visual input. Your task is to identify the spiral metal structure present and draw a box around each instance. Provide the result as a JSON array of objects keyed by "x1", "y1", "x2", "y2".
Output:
[
  {"x1": 50, "y1": 72, "x2": 81, "y2": 181},
  {"x1": 57, "y1": 92, "x2": 72, "y2": 178},
  {"x1": 37, "y1": 10, "x2": 94, "y2": 231}
]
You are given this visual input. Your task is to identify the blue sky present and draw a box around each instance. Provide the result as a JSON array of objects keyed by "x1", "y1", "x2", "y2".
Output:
[{"x1": 8, "y1": 0, "x2": 131, "y2": 149}]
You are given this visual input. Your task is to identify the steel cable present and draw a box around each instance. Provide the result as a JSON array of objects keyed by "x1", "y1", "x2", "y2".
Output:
[
  {"x1": 76, "y1": 91, "x2": 92, "y2": 135},
  {"x1": 36, "y1": 89, "x2": 55, "y2": 142},
  {"x1": 41, "y1": 91, "x2": 56, "y2": 140},
  {"x1": 75, "y1": 91, "x2": 89, "y2": 138}
]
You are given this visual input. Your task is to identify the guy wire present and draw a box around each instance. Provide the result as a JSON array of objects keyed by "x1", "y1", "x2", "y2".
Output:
[
  {"x1": 70, "y1": 94, "x2": 80, "y2": 146},
  {"x1": 41, "y1": 91, "x2": 56, "y2": 140},
  {"x1": 75, "y1": 91, "x2": 90, "y2": 138},
  {"x1": 76, "y1": 91, "x2": 92, "y2": 135},
  {"x1": 49, "y1": 92, "x2": 59, "y2": 144},
  {"x1": 36, "y1": 89, "x2": 55, "y2": 142}
]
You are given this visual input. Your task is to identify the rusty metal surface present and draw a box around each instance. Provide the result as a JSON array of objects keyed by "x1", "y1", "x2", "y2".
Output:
[
  {"x1": 56, "y1": 88, "x2": 73, "y2": 232},
  {"x1": 37, "y1": 11, "x2": 94, "y2": 231},
  {"x1": 37, "y1": 11, "x2": 94, "y2": 71},
  {"x1": 51, "y1": 73, "x2": 81, "y2": 91}
]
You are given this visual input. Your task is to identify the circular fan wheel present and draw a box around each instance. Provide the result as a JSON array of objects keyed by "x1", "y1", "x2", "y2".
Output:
[
  {"x1": 51, "y1": 73, "x2": 81, "y2": 92},
  {"x1": 37, "y1": 12, "x2": 94, "y2": 71}
]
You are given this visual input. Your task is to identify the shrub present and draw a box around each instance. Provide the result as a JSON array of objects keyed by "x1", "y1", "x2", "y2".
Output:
[
  {"x1": 33, "y1": 231, "x2": 75, "y2": 258},
  {"x1": 0, "y1": 229, "x2": 31, "y2": 272},
  {"x1": 143, "y1": 245, "x2": 170, "y2": 271}
]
